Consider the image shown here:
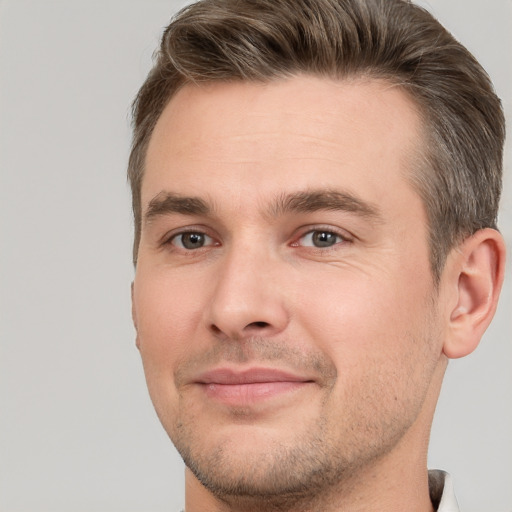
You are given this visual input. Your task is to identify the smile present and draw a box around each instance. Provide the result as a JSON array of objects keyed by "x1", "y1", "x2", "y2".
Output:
[{"x1": 195, "y1": 368, "x2": 315, "y2": 406}]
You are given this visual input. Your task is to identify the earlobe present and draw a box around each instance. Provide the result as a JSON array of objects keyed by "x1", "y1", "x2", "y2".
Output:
[
  {"x1": 443, "y1": 228, "x2": 506, "y2": 359},
  {"x1": 131, "y1": 282, "x2": 141, "y2": 350}
]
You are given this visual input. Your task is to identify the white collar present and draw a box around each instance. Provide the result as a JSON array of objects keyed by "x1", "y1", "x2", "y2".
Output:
[{"x1": 429, "y1": 470, "x2": 460, "y2": 511}]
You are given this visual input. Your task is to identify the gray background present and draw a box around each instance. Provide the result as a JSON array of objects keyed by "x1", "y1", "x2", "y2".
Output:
[{"x1": 0, "y1": 1, "x2": 510, "y2": 510}]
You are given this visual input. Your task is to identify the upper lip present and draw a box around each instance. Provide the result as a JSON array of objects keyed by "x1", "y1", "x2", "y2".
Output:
[{"x1": 195, "y1": 367, "x2": 314, "y2": 385}]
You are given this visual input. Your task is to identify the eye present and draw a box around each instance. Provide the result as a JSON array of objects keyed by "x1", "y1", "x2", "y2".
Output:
[
  {"x1": 171, "y1": 232, "x2": 214, "y2": 250},
  {"x1": 298, "y1": 230, "x2": 345, "y2": 248}
]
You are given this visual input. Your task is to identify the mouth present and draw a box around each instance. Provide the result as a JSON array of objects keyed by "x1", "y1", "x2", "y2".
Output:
[{"x1": 194, "y1": 367, "x2": 315, "y2": 406}]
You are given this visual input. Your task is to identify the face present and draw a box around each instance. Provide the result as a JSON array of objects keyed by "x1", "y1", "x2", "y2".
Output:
[{"x1": 132, "y1": 76, "x2": 446, "y2": 502}]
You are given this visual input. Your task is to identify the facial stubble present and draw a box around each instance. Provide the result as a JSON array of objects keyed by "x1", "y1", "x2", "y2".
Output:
[{"x1": 165, "y1": 329, "x2": 441, "y2": 509}]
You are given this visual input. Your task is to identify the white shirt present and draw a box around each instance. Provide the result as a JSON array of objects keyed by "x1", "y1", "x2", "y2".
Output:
[{"x1": 429, "y1": 470, "x2": 460, "y2": 511}]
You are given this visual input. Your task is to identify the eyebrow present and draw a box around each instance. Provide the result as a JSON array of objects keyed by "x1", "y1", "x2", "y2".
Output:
[
  {"x1": 267, "y1": 189, "x2": 382, "y2": 220},
  {"x1": 144, "y1": 192, "x2": 211, "y2": 224},
  {"x1": 143, "y1": 188, "x2": 381, "y2": 224}
]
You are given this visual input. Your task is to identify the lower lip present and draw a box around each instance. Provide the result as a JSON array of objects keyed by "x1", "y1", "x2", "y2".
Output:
[{"x1": 201, "y1": 381, "x2": 310, "y2": 406}]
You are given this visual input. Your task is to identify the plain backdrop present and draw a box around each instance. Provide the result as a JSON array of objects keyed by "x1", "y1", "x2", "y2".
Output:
[{"x1": 0, "y1": 1, "x2": 510, "y2": 511}]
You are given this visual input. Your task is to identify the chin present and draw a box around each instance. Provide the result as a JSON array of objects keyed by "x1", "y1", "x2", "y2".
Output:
[{"x1": 171, "y1": 417, "x2": 363, "y2": 503}]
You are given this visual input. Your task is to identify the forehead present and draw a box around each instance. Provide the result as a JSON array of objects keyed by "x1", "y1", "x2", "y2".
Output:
[{"x1": 143, "y1": 75, "x2": 423, "y2": 213}]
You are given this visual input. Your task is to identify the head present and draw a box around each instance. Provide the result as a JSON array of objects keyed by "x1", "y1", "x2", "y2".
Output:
[
  {"x1": 129, "y1": 0, "x2": 505, "y2": 281},
  {"x1": 129, "y1": 0, "x2": 506, "y2": 509}
]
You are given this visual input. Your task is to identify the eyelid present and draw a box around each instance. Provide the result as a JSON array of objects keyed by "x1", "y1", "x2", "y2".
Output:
[
  {"x1": 290, "y1": 225, "x2": 354, "y2": 247},
  {"x1": 157, "y1": 224, "x2": 353, "y2": 250},
  {"x1": 160, "y1": 225, "x2": 219, "y2": 248},
  {"x1": 172, "y1": 232, "x2": 215, "y2": 249}
]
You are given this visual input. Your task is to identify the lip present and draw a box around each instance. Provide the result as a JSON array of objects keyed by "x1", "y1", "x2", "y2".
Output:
[{"x1": 194, "y1": 367, "x2": 315, "y2": 405}]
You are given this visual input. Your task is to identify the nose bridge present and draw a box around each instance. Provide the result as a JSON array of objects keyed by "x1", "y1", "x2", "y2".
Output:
[{"x1": 205, "y1": 234, "x2": 289, "y2": 339}]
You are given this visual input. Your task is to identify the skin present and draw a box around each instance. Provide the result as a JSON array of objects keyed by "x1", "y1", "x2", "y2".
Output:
[{"x1": 132, "y1": 75, "x2": 505, "y2": 511}]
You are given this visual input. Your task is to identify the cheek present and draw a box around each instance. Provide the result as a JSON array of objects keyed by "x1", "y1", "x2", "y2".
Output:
[
  {"x1": 295, "y1": 264, "x2": 436, "y2": 373},
  {"x1": 135, "y1": 267, "x2": 204, "y2": 337},
  {"x1": 133, "y1": 268, "x2": 210, "y2": 433},
  {"x1": 296, "y1": 269, "x2": 440, "y2": 436},
  {"x1": 133, "y1": 269, "x2": 208, "y2": 389}
]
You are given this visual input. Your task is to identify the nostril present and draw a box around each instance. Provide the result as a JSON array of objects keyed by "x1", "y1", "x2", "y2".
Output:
[
  {"x1": 210, "y1": 324, "x2": 222, "y2": 335},
  {"x1": 209, "y1": 320, "x2": 271, "y2": 339},
  {"x1": 248, "y1": 321, "x2": 270, "y2": 329}
]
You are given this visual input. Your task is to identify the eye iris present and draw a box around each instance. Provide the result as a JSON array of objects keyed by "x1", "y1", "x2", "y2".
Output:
[
  {"x1": 182, "y1": 233, "x2": 205, "y2": 249},
  {"x1": 312, "y1": 231, "x2": 337, "y2": 247}
]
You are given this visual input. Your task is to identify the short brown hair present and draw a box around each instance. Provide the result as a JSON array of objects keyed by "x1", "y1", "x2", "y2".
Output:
[{"x1": 128, "y1": 0, "x2": 505, "y2": 280}]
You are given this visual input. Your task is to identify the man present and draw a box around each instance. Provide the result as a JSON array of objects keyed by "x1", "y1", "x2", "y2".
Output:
[{"x1": 128, "y1": 0, "x2": 506, "y2": 510}]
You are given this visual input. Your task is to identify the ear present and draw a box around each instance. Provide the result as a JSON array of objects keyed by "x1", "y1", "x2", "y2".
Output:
[
  {"x1": 442, "y1": 228, "x2": 506, "y2": 359},
  {"x1": 131, "y1": 281, "x2": 141, "y2": 350}
]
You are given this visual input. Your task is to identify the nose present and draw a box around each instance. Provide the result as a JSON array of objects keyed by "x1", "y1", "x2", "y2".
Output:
[{"x1": 205, "y1": 243, "x2": 289, "y2": 341}]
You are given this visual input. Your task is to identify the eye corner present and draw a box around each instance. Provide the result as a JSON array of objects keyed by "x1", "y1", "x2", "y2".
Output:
[
  {"x1": 158, "y1": 226, "x2": 221, "y2": 253},
  {"x1": 293, "y1": 228, "x2": 351, "y2": 250}
]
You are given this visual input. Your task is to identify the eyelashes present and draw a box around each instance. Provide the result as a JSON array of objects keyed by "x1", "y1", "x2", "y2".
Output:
[
  {"x1": 294, "y1": 229, "x2": 348, "y2": 248},
  {"x1": 170, "y1": 232, "x2": 216, "y2": 250},
  {"x1": 163, "y1": 226, "x2": 352, "y2": 253}
]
